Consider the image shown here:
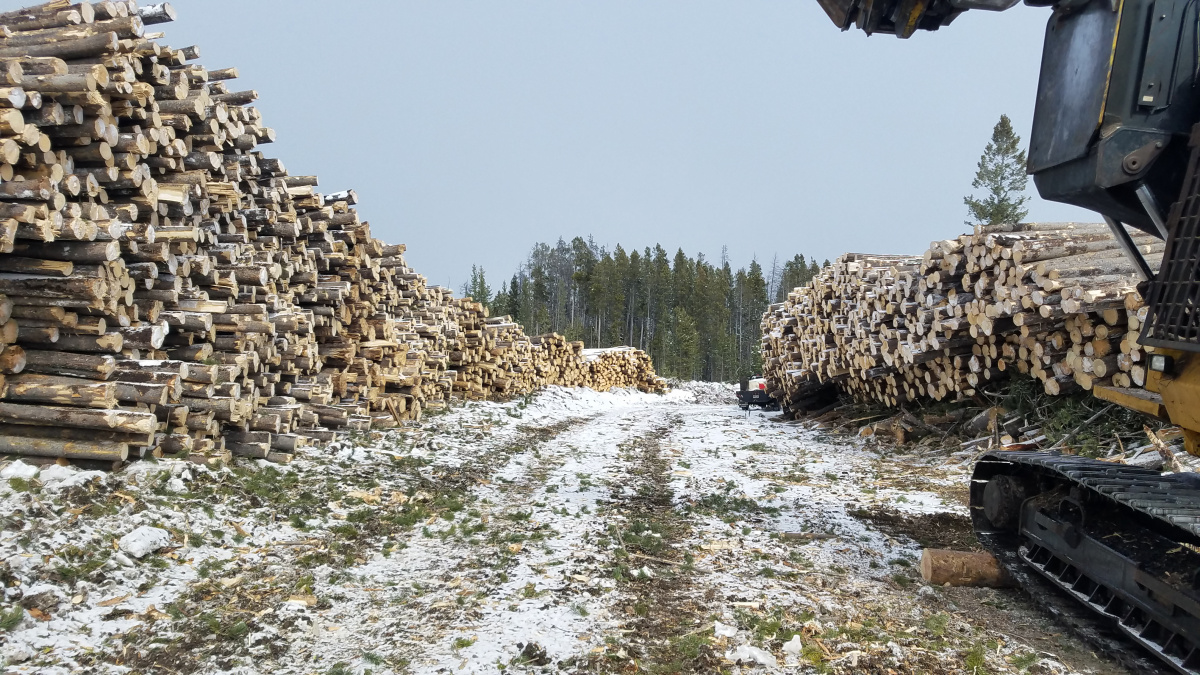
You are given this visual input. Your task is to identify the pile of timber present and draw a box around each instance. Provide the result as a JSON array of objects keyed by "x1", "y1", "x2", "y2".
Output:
[
  {"x1": 447, "y1": 318, "x2": 667, "y2": 399},
  {"x1": 580, "y1": 346, "x2": 665, "y2": 392},
  {"x1": 0, "y1": 0, "x2": 664, "y2": 468},
  {"x1": 761, "y1": 222, "x2": 1159, "y2": 416}
]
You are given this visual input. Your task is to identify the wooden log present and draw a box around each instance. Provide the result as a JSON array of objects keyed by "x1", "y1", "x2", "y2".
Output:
[
  {"x1": 0, "y1": 433, "x2": 127, "y2": 461},
  {"x1": 0, "y1": 401, "x2": 156, "y2": 433},
  {"x1": 5, "y1": 372, "x2": 116, "y2": 407},
  {"x1": 0, "y1": 273, "x2": 104, "y2": 299},
  {"x1": 54, "y1": 332, "x2": 122, "y2": 353},
  {"x1": 12, "y1": 240, "x2": 120, "y2": 262},
  {"x1": 0, "y1": 257, "x2": 73, "y2": 276},
  {"x1": 21, "y1": 349, "x2": 113, "y2": 378},
  {"x1": 920, "y1": 548, "x2": 1014, "y2": 588},
  {"x1": 0, "y1": 344, "x2": 25, "y2": 374},
  {"x1": 113, "y1": 380, "x2": 171, "y2": 405},
  {"x1": 0, "y1": 423, "x2": 151, "y2": 447}
]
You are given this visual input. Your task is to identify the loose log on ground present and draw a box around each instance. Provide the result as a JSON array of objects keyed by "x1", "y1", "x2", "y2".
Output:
[{"x1": 920, "y1": 548, "x2": 1015, "y2": 588}]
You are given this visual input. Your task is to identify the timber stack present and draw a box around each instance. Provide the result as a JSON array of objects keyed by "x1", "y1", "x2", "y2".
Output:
[
  {"x1": 0, "y1": 0, "x2": 664, "y2": 468},
  {"x1": 580, "y1": 347, "x2": 663, "y2": 391},
  {"x1": 761, "y1": 222, "x2": 1158, "y2": 416}
]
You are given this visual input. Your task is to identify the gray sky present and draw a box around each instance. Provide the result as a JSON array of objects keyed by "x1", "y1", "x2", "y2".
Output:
[{"x1": 47, "y1": 2, "x2": 1097, "y2": 287}]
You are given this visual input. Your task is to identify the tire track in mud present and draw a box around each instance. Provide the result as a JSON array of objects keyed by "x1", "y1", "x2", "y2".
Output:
[
  {"x1": 390, "y1": 406, "x2": 680, "y2": 672},
  {"x1": 381, "y1": 416, "x2": 591, "y2": 670},
  {"x1": 593, "y1": 412, "x2": 722, "y2": 673}
]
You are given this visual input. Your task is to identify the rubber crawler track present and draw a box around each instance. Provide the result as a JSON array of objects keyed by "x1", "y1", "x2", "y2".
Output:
[{"x1": 971, "y1": 451, "x2": 1200, "y2": 675}]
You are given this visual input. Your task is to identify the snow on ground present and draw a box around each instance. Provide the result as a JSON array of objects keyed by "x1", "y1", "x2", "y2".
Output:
[{"x1": 0, "y1": 386, "x2": 1129, "y2": 674}]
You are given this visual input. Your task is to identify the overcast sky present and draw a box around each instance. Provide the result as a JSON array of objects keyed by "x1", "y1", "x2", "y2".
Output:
[{"x1": 39, "y1": 2, "x2": 1097, "y2": 288}]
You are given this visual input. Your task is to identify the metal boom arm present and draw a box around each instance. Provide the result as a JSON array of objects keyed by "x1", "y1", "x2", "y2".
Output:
[{"x1": 817, "y1": 0, "x2": 1020, "y2": 38}]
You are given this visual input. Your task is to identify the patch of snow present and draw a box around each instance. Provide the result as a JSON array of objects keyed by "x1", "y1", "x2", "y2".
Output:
[
  {"x1": 782, "y1": 633, "x2": 804, "y2": 661},
  {"x1": 665, "y1": 378, "x2": 740, "y2": 405},
  {"x1": 118, "y1": 526, "x2": 172, "y2": 559},
  {"x1": 35, "y1": 464, "x2": 74, "y2": 484},
  {"x1": 727, "y1": 644, "x2": 779, "y2": 668},
  {"x1": 1, "y1": 460, "x2": 38, "y2": 481},
  {"x1": 714, "y1": 620, "x2": 738, "y2": 637}
]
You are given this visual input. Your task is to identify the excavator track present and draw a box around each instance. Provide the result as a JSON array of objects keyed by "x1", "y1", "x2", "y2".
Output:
[{"x1": 971, "y1": 451, "x2": 1200, "y2": 674}]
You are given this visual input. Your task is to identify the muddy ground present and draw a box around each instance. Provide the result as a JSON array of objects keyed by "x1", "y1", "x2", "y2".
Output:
[{"x1": 0, "y1": 384, "x2": 1136, "y2": 674}]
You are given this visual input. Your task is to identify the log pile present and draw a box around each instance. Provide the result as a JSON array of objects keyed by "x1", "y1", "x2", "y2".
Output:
[
  {"x1": 0, "y1": 0, "x2": 664, "y2": 467},
  {"x1": 580, "y1": 346, "x2": 665, "y2": 392},
  {"x1": 761, "y1": 222, "x2": 1159, "y2": 416}
]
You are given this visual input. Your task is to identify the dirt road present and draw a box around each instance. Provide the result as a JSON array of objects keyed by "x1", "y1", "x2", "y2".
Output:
[{"x1": 0, "y1": 385, "x2": 1131, "y2": 673}]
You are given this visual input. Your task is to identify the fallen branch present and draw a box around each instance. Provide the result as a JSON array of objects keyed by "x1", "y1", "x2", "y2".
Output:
[
  {"x1": 1048, "y1": 404, "x2": 1115, "y2": 451},
  {"x1": 1145, "y1": 425, "x2": 1182, "y2": 473}
]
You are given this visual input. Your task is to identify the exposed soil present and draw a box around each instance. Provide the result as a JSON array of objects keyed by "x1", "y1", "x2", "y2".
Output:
[{"x1": 853, "y1": 507, "x2": 982, "y2": 552}]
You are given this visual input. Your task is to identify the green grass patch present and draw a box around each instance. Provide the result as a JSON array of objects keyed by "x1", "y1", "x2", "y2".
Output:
[
  {"x1": 7, "y1": 477, "x2": 32, "y2": 492},
  {"x1": 964, "y1": 642, "x2": 989, "y2": 674},
  {"x1": 689, "y1": 487, "x2": 780, "y2": 521},
  {"x1": 621, "y1": 520, "x2": 667, "y2": 556},
  {"x1": 1010, "y1": 651, "x2": 1040, "y2": 671},
  {"x1": 0, "y1": 605, "x2": 23, "y2": 631},
  {"x1": 925, "y1": 612, "x2": 950, "y2": 637}
]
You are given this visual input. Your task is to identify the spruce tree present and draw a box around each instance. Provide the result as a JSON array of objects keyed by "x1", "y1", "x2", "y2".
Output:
[
  {"x1": 492, "y1": 280, "x2": 510, "y2": 316},
  {"x1": 964, "y1": 114, "x2": 1030, "y2": 225},
  {"x1": 670, "y1": 308, "x2": 700, "y2": 379},
  {"x1": 508, "y1": 273, "x2": 522, "y2": 321},
  {"x1": 776, "y1": 254, "x2": 810, "y2": 301},
  {"x1": 465, "y1": 265, "x2": 491, "y2": 309}
]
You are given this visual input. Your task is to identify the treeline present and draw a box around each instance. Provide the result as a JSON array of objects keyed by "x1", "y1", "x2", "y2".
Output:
[{"x1": 461, "y1": 237, "x2": 827, "y2": 382}]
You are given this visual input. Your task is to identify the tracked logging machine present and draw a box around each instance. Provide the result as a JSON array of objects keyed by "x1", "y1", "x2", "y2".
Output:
[{"x1": 820, "y1": 1, "x2": 1200, "y2": 672}]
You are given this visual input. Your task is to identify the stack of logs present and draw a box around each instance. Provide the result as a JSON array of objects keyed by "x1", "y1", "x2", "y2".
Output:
[
  {"x1": 579, "y1": 346, "x2": 662, "y2": 391},
  {"x1": 0, "y1": 0, "x2": 665, "y2": 468},
  {"x1": 761, "y1": 222, "x2": 1159, "y2": 416}
]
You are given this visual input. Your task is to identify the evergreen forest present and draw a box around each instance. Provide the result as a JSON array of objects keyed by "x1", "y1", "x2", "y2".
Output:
[{"x1": 461, "y1": 237, "x2": 828, "y2": 382}]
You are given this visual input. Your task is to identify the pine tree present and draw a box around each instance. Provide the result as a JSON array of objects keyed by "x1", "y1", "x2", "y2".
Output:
[
  {"x1": 964, "y1": 114, "x2": 1030, "y2": 225},
  {"x1": 742, "y1": 260, "x2": 768, "y2": 376},
  {"x1": 529, "y1": 263, "x2": 550, "y2": 334},
  {"x1": 648, "y1": 246, "x2": 672, "y2": 366},
  {"x1": 776, "y1": 254, "x2": 810, "y2": 302},
  {"x1": 508, "y1": 273, "x2": 522, "y2": 321},
  {"x1": 462, "y1": 265, "x2": 492, "y2": 309},
  {"x1": 670, "y1": 308, "x2": 700, "y2": 379},
  {"x1": 493, "y1": 279, "x2": 510, "y2": 316},
  {"x1": 766, "y1": 254, "x2": 780, "y2": 303}
]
